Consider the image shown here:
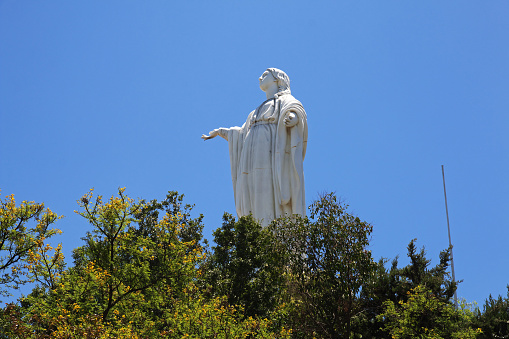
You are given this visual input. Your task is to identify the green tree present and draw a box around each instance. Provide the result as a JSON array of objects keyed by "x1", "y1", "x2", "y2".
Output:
[
  {"x1": 474, "y1": 286, "x2": 509, "y2": 338},
  {"x1": 396, "y1": 240, "x2": 457, "y2": 302},
  {"x1": 378, "y1": 284, "x2": 481, "y2": 338},
  {"x1": 72, "y1": 187, "x2": 203, "y2": 324},
  {"x1": 163, "y1": 284, "x2": 291, "y2": 338},
  {"x1": 134, "y1": 190, "x2": 205, "y2": 252},
  {"x1": 3, "y1": 188, "x2": 289, "y2": 338},
  {"x1": 358, "y1": 240, "x2": 459, "y2": 338},
  {"x1": 272, "y1": 193, "x2": 376, "y2": 339},
  {"x1": 9, "y1": 188, "x2": 203, "y2": 337},
  {"x1": 203, "y1": 213, "x2": 288, "y2": 319},
  {"x1": 0, "y1": 193, "x2": 62, "y2": 299}
]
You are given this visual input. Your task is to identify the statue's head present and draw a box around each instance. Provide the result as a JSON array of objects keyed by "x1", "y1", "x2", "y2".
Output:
[{"x1": 267, "y1": 68, "x2": 290, "y2": 93}]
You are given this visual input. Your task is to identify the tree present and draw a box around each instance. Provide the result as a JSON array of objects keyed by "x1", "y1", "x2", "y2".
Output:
[
  {"x1": 203, "y1": 213, "x2": 288, "y2": 319},
  {"x1": 163, "y1": 284, "x2": 291, "y2": 338},
  {"x1": 272, "y1": 193, "x2": 376, "y2": 339},
  {"x1": 474, "y1": 286, "x2": 509, "y2": 338},
  {"x1": 378, "y1": 284, "x2": 481, "y2": 338},
  {"x1": 9, "y1": 188, "x2": 203, "y2": 337},
  {"x1": 358, "y1": 239, "x2": 460, "y2": 338},
  {"x1": 4, "y1": 188, "x2": 289, "y2": 338},
  {"x1": 133, "y1": 190, "x2": 206, "y2": 252},
  {"x1": 0, "y1": 192, "x2": 62, "y2": 299},
  {"x1": 72, "y1": 187, "x2": 203, "y2": 324}
]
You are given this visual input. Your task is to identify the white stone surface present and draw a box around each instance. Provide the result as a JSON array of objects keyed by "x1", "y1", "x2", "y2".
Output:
[{"x1": 202, "y1": 68, "x2": 307, "y2": 226}]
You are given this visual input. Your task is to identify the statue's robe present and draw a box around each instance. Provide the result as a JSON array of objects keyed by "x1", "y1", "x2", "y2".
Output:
[{"x1": 223, "y1": 93, "x2": 307, "y2": 226}]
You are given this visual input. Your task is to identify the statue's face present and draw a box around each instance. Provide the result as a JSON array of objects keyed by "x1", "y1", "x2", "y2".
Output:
[{"x1": 259, "y1": 70, "x2": 276, "y2": 92}]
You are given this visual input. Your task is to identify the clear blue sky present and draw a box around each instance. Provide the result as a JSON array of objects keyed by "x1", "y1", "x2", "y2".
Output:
[{"x1": 1, "y1": 1, "x2": 508, "y2": 306}]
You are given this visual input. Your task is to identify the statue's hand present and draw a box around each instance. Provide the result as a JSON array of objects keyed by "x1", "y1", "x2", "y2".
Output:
[
  {"x1": 201, "y1": 129, "x2": 220, "y2": 140},
  {"x1": 284, "y1": 112, "x2": 298, "y2": 128}
]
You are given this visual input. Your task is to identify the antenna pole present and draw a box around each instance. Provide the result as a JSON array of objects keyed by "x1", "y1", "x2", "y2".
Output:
[{"x1": 442, "y1": 165, "x2": 458, "y2": 308}]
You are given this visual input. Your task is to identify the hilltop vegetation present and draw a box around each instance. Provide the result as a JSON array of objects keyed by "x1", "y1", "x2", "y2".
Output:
[{"x1": 0, "y1": 189, "x2": 506, "y2": 338}]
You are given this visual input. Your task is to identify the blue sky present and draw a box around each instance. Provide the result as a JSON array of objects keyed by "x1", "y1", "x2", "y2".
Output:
[{"x1": 1, "y1": 1, "x2": 508, "y2": 306}]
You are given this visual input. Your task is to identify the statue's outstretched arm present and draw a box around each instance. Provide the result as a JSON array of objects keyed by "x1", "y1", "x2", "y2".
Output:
[{"x1": 201, "y1": 128, "x2": 229, "y2": 141}]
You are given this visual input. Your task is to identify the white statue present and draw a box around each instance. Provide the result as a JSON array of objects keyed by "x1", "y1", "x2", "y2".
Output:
[{"x1": 202, "y1": 68, "x2": 308, "y2": 226}]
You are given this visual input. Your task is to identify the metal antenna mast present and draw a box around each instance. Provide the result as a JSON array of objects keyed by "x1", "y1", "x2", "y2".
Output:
[{"x1": 442, "y1": 165, "x2": 458, "y2": 308}]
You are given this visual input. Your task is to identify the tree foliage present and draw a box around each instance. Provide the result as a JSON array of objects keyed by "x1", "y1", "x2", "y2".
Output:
[
  {"x1": 203, "y1": 213, "x2": 288, "y2": 319},
  {"x1": 72, "y1": 187, "x2": 202, "y2": 323},
  {"x1": 0, "y1": 193, "x2": 62, "y2": 299},
  {"x1": 1, "y1": 189, "x2": 288, "y2": 338},
  {"x1": 474, "y1": 286, "x2": 509, "y2": 338},
  {"x1": 0, "y1": 188, "x2": 499, "y2": 338},
  {"x1": 358, "y1": 239, "x2": 459, "y2": 338},
  {"x1": 271, "y1": 193, "x2": 376, "y2": 338},
  {"x1": 378, "y1": 285, "x2": 481, "y2": 339}
]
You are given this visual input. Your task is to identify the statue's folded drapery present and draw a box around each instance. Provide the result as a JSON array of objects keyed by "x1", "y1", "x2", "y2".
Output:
[{"x1": 225, "y1": 93, "x2": 307, "y2": 226}]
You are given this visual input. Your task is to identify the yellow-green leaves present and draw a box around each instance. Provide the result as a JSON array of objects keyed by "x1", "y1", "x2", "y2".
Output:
[
  {"x1": 0, "y1": 192, "x2": 62, "y2": 298},
  {"x1": 379, "y1": 285, "x2": 482, "y2": 339}
]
